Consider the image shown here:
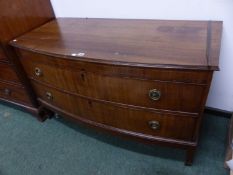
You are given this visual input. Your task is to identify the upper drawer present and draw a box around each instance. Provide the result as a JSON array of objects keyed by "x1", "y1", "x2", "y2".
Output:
[
  {"x1": 22, "y1": 56, "x2": 208, "y2": 114},
  {"x1": 0, "y1": 46, "x2": 8, "y2": 62},
  {"x1": 0, "y1": 63, "x2": 21, "y2": 84},
  {"x1": 18, "y1": 49, "x2": 212, "y2": 84}
]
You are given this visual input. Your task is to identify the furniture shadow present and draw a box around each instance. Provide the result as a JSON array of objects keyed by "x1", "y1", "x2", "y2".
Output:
[{"x1": 55, "y1": 117, "x2": 185, "y2": 162}]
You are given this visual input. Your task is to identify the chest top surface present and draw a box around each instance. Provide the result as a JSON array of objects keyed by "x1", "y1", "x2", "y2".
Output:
[{"x1": 10, "y1": 18, "x2": 222, "y2": 70}]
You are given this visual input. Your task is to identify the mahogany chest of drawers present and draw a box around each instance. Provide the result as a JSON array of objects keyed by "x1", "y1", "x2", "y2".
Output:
[
  {"x1": 0, "y1": 0, "x2": 54, "y2": 115},
  {"x1": 10, "y1": 18, "x2": 223, "y2": 165}
]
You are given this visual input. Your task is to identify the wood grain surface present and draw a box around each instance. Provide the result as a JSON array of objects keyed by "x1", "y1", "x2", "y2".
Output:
[
  {"x1": 0, "y1": 0, "x2": 54, "y2": 113},
  {"x1": 11, "y1": 18, "x2": 222, "y2": 70},
  {"x1": 11, "y1": 18, "x2": 223, "y2": 165}
]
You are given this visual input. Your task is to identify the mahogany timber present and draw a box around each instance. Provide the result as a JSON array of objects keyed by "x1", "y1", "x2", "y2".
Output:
[
  {"x1": 0, "y1": 81, "x2": 31, "y2": 104},
  {"x1": 0, "y1": 63, "x2": 22, "y2": 84},
  {"x1": 18, "y1": 49, "x2": 213, "y2": 84},
  {"x1": 0, "y1": 0, "x2": 55, "y2": 115},
  {"x1": 0, "y1": 0, "x2": 55, "y2": 43},
  {"x1": 11, "y1": 18, "x2": 222, "y2": 70},
  {"x1": 32, "y1": 80, "x2": 197, "y2": 141},
  {"x1": 18, "y1": 50, "x2": 210, "y2": 114},
  {"x1": 11, "y1": 18, "x2": 223, "y2": 165}
]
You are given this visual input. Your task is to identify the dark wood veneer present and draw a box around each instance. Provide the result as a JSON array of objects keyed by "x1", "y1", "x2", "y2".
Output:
[
  {"x1": 11, "y1": 18, "x2": 223, "y2": 165},
  {"x1": 31, "y1": 78, "x2": 200, "y2": 117},
  {"x1": 0, "y1": 63, "x2": 22, "y2": 84},
  {"x1": 0, "y1": 80, "x2": 31, "y2": 105},
  {"x1": 18, "y1": 49, "x2": 213, "y2": 84},
  {"x1": 0, "y1": 0, "x2": 55, "y2": 116},
  {"x1": 33, "y1": 81, "x2": 197, "y2": 141},
  {"x1": 39, "y1": 99, "x2": 198, "y2": 148},
  {"x1": 0, "y1": 0, "x2": 55, "y2": 43},
  {"x1": 11, "y1": 18, "x2": 222, "y2": 70}
]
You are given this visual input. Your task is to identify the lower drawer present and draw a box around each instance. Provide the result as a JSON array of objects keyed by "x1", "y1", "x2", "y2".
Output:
[
  {"x1": 32, "y1": 81, "x2": 197, "y2": 141},
  {"x1": 0, "y1": 81, "x2": 31, "y2": 105},
  {"x1": 0, "y1": 63, "x2": 21, "y2": 83}
]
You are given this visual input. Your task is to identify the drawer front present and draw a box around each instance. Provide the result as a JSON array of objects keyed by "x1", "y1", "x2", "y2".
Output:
[
  {"x1": 19, "y1": 49, "x2": 212, "y2": 84},
  {"x1": 25, "y1": 61, "x2": 206, "y2": 113},
  {"x1": 0, "y1": 46, "x2": 7, "y2": 62},
  {"x1": 32, "y1": 81, "x2": 197, "y2": 141},
  {"x1": 0, "y1": 63, "x2": 21, "y2": 83},
  {"x1": 0, "y1": 81, "x2": 31, "y2": 105}
]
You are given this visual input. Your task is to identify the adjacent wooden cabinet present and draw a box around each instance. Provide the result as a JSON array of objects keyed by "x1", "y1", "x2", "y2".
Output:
[
  {"x1": 10, "y1": 18, "x2": 222, "y2": 165},
  {"x1": 0, "y1": 0, "x2": 54, "y2": 115}
]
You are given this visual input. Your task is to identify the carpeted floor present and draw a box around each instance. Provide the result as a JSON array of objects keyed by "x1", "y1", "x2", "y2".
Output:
[{"x1": 0, "y1": 103, "x2": 229, "y2": 175}]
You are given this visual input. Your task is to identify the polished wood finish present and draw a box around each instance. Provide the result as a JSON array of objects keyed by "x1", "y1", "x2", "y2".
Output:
[
  {"x1": 11, "y1": 18, "x2": 222, "y2": 70},
  {"x1": 32, "y1": 80, "x2": 197, "y2": 141},
  {"x1": 11, "y1": 18, "x2": 223, "y2": 165},
  {"x1": 18, "y1": 50, "x2": 210, "y2": 114},
  {"x1": 0, "y1": 0, "x2": 54, "y2": 114},
  {"x1": 0, "y1": 63, "x2": 21, "y2": 84},
  {"x1": 18, "y1": 49, "x2": 213, "y2": 84},
  {"x1": 0, "y1": 80, "x2": 31, "y2": 105},
  {"x1": 0, "y1": 0, "x2": 54, "y2": 42},
  {"x1": 207, "y1": 21, "x2": 223, "y2": 68}
]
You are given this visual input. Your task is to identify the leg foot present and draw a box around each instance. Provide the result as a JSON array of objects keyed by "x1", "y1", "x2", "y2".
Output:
[
  {"x1": 37, "y1": 107, "x2": 54, "y2": 122},
  {"x1": 185, "y1": 147, "x2": 196, "y2": 166}
]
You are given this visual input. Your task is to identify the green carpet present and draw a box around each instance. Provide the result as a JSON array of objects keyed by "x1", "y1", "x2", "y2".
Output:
[{"x1": 0, "y1": 103, "x2": 229, "y2": 175}]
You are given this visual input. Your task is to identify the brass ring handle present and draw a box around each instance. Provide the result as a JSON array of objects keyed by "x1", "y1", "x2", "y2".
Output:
[
  {"x1": 4, "y1": 88, "x2": 11, "y2": 96},
  {"x1": 35, "y1": 67, "x2": 42, "y2": 77},
  {"x1": 46, "y1": 92, "x2": 53, "y2": 100},
  {"x1": 148, "y1": 120, "x2": 160, "y2": 130},
  {"x1": 149, "y1": 89, "x2": 161, "y2": 101}
]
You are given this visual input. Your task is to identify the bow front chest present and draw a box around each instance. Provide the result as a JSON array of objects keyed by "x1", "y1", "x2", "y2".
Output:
[{"x1": 10, "y1": 18, "x2": 222, "y2": 165}]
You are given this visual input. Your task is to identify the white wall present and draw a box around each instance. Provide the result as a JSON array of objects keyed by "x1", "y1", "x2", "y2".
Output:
[{"x1": 50, "y1": 0, "x2": 233, "y2": 111}]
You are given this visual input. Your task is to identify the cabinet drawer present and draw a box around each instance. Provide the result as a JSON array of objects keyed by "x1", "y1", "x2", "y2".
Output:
[
  {"x1": 32, "y1": 81, "x2": 196, "y2": 141},
  {"x1": 0, "y1": 63, "x2": 21, "y2": 83},
  {"x1": 0, "y1": 81, "x2": 31, "y2": 105},
  {"x1": 19, "y1": 49, "x2": 212, "y2": 84},
  {"x1": 0, "y1": 46, "x2": 7, "y2": 62},
  {"x1": 26, "y1": 61, "x2": 206, "y2": 113}
]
